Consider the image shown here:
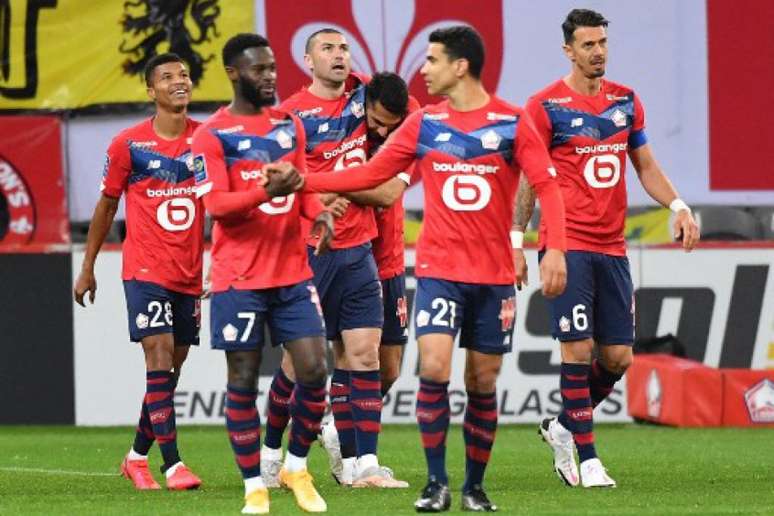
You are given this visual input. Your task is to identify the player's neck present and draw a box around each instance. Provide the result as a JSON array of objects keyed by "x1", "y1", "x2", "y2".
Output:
[
  {"x1": 563, "y1": 72, "x2": 603, "y2": 97},
  {"x1": 152, "y1": 110, "x2": 188, "y2": 140},
  {"x1": 308, "y1": 78, "x2": 345, "y2": 100},
  {"x1": 446, "y1": 80, "x2": 490, "y2": 112},
  {"x1": 229, "y1": 97, "x2": 265, "y2": 116}
]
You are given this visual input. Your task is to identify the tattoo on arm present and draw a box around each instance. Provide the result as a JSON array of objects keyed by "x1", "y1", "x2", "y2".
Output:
[{"x1": 513, "y1": 173, "x2": 536, "y2": 231}]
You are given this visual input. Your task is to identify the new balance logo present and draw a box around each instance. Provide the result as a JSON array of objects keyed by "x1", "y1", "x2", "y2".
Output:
[
  {"x1": 238, "y1": 139, "x2": 251, "y2": 151},
  {"x1": 434, "y1": 132, "x2": 451, "y2": 142},
  {"x1": 318, "y1": 122, "x2": 329, "y2": 134},
  {"x1": 147, "y1": 160, "x2": 161, "y2": 169},
  {"x1": 571, "y1": 117, "x2": 584, "y2": 128}
]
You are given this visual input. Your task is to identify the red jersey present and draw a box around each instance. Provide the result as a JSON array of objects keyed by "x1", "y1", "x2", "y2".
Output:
[
  {"x1": 303, "y1": 96, "x2": 567, "y2": 285},
  {"x1": 370, "y1": 96, "x2": 421, "y2": 280},
  {"x1": 526, "y1": 79, "x2": 647, "y2": 256},
  {"x1": 371, "y1": 172, "x2": 411, "y2": 280},
  {"x1": 191, "y1": 107, "x2": 323, "y2": 292},
  {"x1": 101, "y1": 117, "x2": 203, "y2": 295},
  {"x1": 280, "y1": 74, "x2": 377, "y2": 249}
]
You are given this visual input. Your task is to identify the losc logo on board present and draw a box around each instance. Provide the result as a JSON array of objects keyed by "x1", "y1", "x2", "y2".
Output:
[
  {"x1": 646, "y1": 369, "x2": 662, "y2": 418},
  {"x1": 744, "y1": 379, "x2": 774, "y2": 423}
]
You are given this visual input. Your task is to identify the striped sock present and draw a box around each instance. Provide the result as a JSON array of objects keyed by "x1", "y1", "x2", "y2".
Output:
[
  {"x1": 225, "y1": 385, "x2": 261, "y2": 479},
  {"x1": 330, "y1": 368, "x2": 356, "y2": 459},
  {"x1": 145, "y1": 370, "x2": 180, "y2": 470},
  {"x1": 264, "y1": 368, "x2": 294, "y2": 449},
  {"x1": 350, "y1": 370, "x2": 382, "y2": 457},
  {"x1": 557, "y1": 363, "x2": 596, "y2": 463},
  {"x1": 463, "y1": 391, "x2": 498, "y2": 492},
  {"x1": 416, "y1": 378, "x2": 450, "y2": 485},
  {"x1": 288, "y1": 382, "x2": 328, "y2": 459},
  {"x1": 131, "y1": 400, "x2": 154, "y2": 455},
  {"x1": 589, "y1": 359, "x2": 623, "y2": 408}
]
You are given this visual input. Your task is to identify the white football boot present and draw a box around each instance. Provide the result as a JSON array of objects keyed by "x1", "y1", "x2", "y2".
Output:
[
  {"x1": 538, "y1": 417, "x2": 580, "y2": 487},
  {"x1": 580, "y1": 458, "x2": 617, "y2": 488}
]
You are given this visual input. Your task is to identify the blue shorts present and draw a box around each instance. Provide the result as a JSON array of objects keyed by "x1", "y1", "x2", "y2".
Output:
[
  {"x1": 540, "y1": 250, "x2": 634, "y2": 345},
  {"x1": 123, "y1": 280, "x2": 200, "y2": 345},
  {"x1": 414, "y1": 278, "x2": 516, "y2": 355},
  {"x1": 209, "y1": 280, "x2": 325, "y2": 351},
  {"x1": 381, "y1": 274, "x2": 409, "y2": 345},
  {"x1": 307, "y1": 244, "x2": 383, "y2": 340}
]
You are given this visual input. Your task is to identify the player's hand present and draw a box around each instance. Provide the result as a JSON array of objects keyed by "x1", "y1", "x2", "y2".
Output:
[
  {"x1": 325, "y1": 196, "x2": 350, "y2": 218},
  {"x1": 74, "y1": 268, "x2": 97, "y2": 307},
  {"x1": 201, "y1": 265, "x2": 212, "y2": 300},
  {"x1": 513, "y1": 248, "x2": 528, "y2": 290},
  {"x1": 312, "y1": 211, "x2": 335, "y2": 256},
  {"x1": 673, "y1": 209, "x2": 700, "y2": 252},
  {"x1": 539, "y1": 248, "x2": 567, "y2": 298},
  {"x1": 263, "y1": 162, "x2": 304, "y2": 197}
]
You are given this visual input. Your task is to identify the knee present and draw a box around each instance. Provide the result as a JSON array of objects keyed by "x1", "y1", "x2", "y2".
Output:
[
  {"x1": 419, "y1": 354, "x2": 449, "y2": 383},
  {"x1": 464, "y1": 368, "x2": 499, "y2": 393},
  {"x1": 227, "y1": 362, "x2": 259, "y2": 391},
  {"x1": 602, "y1": 353, "x2": 633, "y2": 374},
  {"x1": 349, "y1": 344, "x2": 379, "y2": 370},
  {"x1": 296, "y1": 360, "x2": 328, "y2": 386}
]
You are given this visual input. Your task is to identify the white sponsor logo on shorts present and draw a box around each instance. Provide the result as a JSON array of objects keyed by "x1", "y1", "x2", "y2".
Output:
[
  {"x1": 223, "y1": 323, "x2": 239, "y2": 342},
  {"x1": 136, "y1": 313, "x2": 149, "y2": 329},
  {"x1": 416, "y1": 310, "x2": 430, "y2": 328},
  {"x1": 559, "y1": 316, "x2": 571, "y2": 333}
]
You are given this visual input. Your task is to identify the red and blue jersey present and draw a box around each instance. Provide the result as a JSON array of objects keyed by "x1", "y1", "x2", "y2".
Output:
[
  {"x1": 101, "y1": 117, "x2": 203, "y2": 295},
  {"x1": 303, "y1": 96, "x2": 567, "y2": 285},
  {"x1": 191, "y1": 107, "x2": 323, "y2": 292},
  {"x1": 280, "y1": 74, "x2": 377, "y2": 249},
  {"x1": 527, "y1": 79, "x2": 647, "y2": 256}
]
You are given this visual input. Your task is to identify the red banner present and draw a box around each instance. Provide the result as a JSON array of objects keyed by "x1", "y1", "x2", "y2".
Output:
[
  {"x1": 0, "y1": 116, "x2": 69, "y2": 250},
  {"x1": 707, "y1": 0, "x2": 774, "y2": 190},
  {"x1": 265, "y1": 0, "x2": 503, "y2": 107}
]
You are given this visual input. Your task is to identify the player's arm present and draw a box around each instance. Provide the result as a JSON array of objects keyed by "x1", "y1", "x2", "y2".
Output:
[
  {"x1": 515, "y1": 111, "x2": 567, "y2": 298},
  {"x1": 343, "y1": 173, "x2": 410, "y2": 207},
  {"x1": 74, "y1": 138, "x2": 130, "y2": 307},
  {"x1": 512, "y1": 173, "x2": 536, "y2": 289},
  {"x1": 629, "y1": 144, "x2": 699, "y2": 251},
  {"x1": 295, "y1": 110, "x2": 422, "y2": 193},
  {"x1": 74, "y1": 194, "x2": 120, "y2": 306}
]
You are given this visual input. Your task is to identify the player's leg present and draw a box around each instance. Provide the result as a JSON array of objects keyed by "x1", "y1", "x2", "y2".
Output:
[
  {"x1": 268, "y1": 281, "x2": 329, "y2": 512},
  {"x1": 589, "y1": 254, "x2": 635, "y2": 408},
  {"x1": 456, "y1": 283, "x2": 514, "y2": 512},
  {"x1": 261, "y1": 351, "x2": 295, "y2": 487},
  {"x1": 379, "y1": 274, "x2": 409, "y2": 397},
  {"x1": 306, "y1": 246, "x2": 353, "y2": 483},
  {"x1": 539, "y1": 251, "x2": 596, "y2": 488},
  {"x1": 413, "y1": 278, "x2": 463, "y2": 512},
  {"x1": 211, "y1": 288, "x2": 270, "y2": 513},
  {"x1": 339, "y1": 245, "x2": 407, "y2": 487}
]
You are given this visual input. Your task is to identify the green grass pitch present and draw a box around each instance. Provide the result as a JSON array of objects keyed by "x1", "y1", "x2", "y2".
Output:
[{"x1": 0, "y1": 424, "x2": 772, "y2": 514}]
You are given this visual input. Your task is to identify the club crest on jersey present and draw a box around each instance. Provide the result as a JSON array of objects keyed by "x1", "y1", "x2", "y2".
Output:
[
  {"x1": 480, "y1": 129, "x2": 502, "y2": 150},
  {"x1": 193, "y1": 154, "x2": 207, "y2": 182},
  {"x1": 499, "y1": 297, "x2": 516, "y2": 331},
  {"x1": 351, "y1": 100, "x2": 365, "y2": 118},
  {"x1": 136, "y1": 313, "x2": 149, "y2": 329},
  {"x1": 611, "y1": 109, "x2": 628, "y2": 128},
  {"x1": 222, "y1": 323, "x2": 239, "y2": 342},
  {"x1": 276, "y1": 130, "x2": 293, "y2": 149}
]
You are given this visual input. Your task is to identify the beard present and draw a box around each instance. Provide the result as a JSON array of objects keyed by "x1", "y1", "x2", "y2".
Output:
[{"x1": 238, "y1": 75, "x2": 275, "y2": 108}]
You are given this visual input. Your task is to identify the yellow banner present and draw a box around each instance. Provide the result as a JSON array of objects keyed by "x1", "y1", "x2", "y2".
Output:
[{"x1": 0, "y1": 0, "x2": 252, "y2": 110}]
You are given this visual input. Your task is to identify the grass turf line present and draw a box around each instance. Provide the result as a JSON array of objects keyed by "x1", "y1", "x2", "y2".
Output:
[{"x1": 0, "y1": 424, "x2": 772, "y2": 515}]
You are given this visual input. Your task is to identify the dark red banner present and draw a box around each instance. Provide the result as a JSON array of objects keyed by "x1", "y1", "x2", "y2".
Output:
[
  {"x1": 708, "y1": 0, "x2": 774, "y2": 190},
  {"x1": 265, "y1": 0, "x2": 503, "y2": 107},
  {"x1": 0, "y1": 116, "x2": 69, "y2": 250}
]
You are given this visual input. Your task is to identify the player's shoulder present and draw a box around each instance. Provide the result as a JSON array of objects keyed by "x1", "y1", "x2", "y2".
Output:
[
  {"x1": 113, "y1": 117, "x2": 153, "y2": 142},
  {"x1": 186, "y1": 116, "x2": 203, "y2": 132},
  {"x1": 279, "y1": 88, "x2": 307, "y2": 112},
  {"x1": 527, "y1": 79, "x2": 568, "y2": 106},
  {"x1": 602, "y1": 78, "x2": 636, "y2": 99},
  {"x1": 348, "y1": 72, "x2": 370, "y2": 88},
  {"x1": 266, "y1": 107, "x2": 301, "y2": 131},
  {"x1": 419, "y1": 100, "x2": 450, "y2": 118},
  {"x1": 488, "y1": 95, "x2": 525, "y2": 118}
]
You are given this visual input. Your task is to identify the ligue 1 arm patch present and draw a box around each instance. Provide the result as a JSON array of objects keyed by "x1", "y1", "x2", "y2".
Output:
[{"x1": 193, "y1": 154, "x2": 207, "y2": 183}]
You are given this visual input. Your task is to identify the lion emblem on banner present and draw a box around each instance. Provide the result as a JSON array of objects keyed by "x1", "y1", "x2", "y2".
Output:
[{"x1": 119, "y1": 0, "x2": 221, "y2": 85}]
